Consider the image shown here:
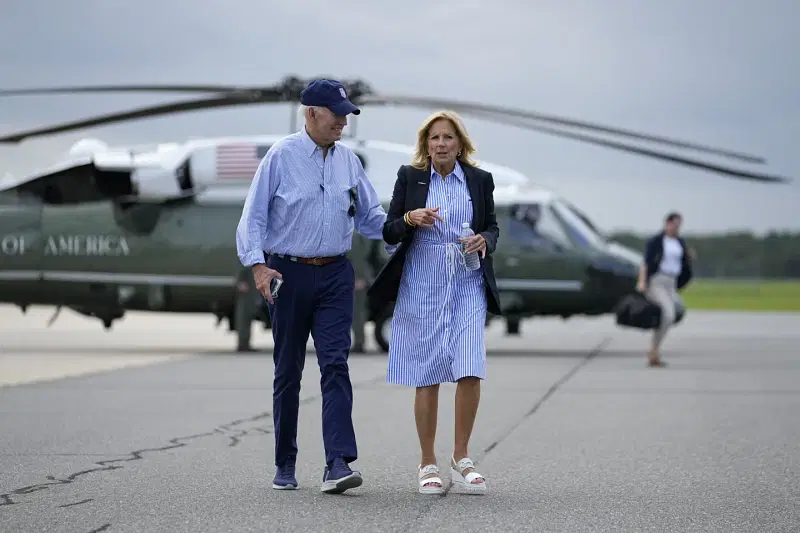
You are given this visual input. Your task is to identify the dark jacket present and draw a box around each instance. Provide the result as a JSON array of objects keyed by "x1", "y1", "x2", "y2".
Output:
[
  {"x1": 367, "y1": 162, "x2": 502, "y2": 316},
  {"x1": 644, "y1": 232, "x2": 693, "y2": 290}
]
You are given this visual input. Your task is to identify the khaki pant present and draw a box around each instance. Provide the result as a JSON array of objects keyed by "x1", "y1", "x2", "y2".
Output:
[{"x1": 646, "y1": 273, "x2": 678, "y2": 350}]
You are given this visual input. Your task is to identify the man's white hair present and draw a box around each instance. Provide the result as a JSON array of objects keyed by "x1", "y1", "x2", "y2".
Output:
[{"x1": 297, "y1": 104, "x2": 327, "y2": 129}]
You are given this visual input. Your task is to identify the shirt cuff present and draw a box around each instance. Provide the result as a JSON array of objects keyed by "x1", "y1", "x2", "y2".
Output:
[{"x1": 240, "y1": 250, "x2": 265, "y2": 267}]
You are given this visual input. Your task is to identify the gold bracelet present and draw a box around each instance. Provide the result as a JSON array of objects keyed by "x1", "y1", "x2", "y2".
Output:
[{"x1": 404, "y1": 211, "x2": 415, "y2": 226}]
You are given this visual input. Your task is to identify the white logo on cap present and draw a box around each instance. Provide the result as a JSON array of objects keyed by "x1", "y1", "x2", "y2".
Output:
[{"x1": 339, "y1": 87, "x2": 347, "y2": 98}]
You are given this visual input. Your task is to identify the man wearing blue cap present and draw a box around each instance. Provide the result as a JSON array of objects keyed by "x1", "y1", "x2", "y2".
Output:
[{"x1": 236, "y1": 79, "x2": 387, "y2": 493}]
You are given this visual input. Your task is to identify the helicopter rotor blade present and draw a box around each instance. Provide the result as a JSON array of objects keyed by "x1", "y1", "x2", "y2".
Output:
[
  {"x1": 0, "y1": 84, "x2": 244, "y2": 96},
  {"x1": 0, "y1": 77, "x2": 787, "y2": 183},
  {"x1": 358, "y1": 94, "x2": 765, "y2": 164},
  {"x1": 0, "y1": 75, "x2": 316, "y2": 142},
  {"x1": 0, "y1": 91, "x2": 281, "y2": 143},
  {"x1": 0, "y1": 78, "x2": 766, "y2": 164},
  {"x1": 460, "y1": 109, "x2": 790, "y2": 184},
  {"x1": 0, "y1": 76, "x2": 320, "y2": 98}
]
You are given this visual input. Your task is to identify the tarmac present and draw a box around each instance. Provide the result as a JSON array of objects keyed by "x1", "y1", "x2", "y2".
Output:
[{"x1": 0, "y1": 304, "x2": 798, "y2": 533}]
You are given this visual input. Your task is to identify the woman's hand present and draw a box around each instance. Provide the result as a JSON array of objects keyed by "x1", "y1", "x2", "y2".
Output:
[
  {"x1": 407, "y1": 207, "x2": 444, "y2": 227},
  {"x1": 460, "y1": 234, "x2": 486, "y2": 258},
  {"x1": 636, "y1": 279, "x2": 647, "y2": 293}
]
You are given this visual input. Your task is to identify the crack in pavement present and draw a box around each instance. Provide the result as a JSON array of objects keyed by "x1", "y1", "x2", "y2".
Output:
[
  {"x1": 57, "y1": 498, "x2": 93, "y2": 508},
  {"x1": 480, "y1": 337, "x2": 611, "y2": 456},
  {"x1": 0, "y1": 373, "x2": 386, "y2": 510},
  {"x1": 398, "y1": 337, "x2": 611, "y2": 531},
  {"x1": 3, "y1": 340, "x2": 610, "y2": 530}
]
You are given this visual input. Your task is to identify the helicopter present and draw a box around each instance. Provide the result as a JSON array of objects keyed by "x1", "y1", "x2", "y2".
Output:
[{"x1": 0, "y1": 75, "x2": 791, "y2": 352}]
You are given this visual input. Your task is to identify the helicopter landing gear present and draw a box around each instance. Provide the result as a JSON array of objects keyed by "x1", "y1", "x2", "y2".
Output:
[
  {"x1": 96, "y1": 309, "x2": 124, "y2": 330},
  {"x1": 50, "y1": 306, "x2": 124, "y2": 330},
  {"x1": 506, "y1": 317, "x2": 521, "y2": 335},
  {"x1": 234, "y1": 294, "x2": 252, "y2": 352},
  {"x1": 233, "y1": 278, "x2": 259, "y2": 352}
]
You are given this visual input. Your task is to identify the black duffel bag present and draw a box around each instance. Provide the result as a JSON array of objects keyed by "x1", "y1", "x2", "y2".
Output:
[{"x1": 615, "y1": 292, "x2": 686, "y2": 330}]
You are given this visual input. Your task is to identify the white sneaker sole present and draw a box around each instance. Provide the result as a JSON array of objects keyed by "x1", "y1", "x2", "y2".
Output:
[{"x1": 320, "y1": 473, "x2": 363, "y2": 494}]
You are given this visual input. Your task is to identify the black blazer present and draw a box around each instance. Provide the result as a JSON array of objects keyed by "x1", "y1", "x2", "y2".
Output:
[
  {"x1": 643, "y1": 232, "x2": 693, "y2": 290},
  {"x1": 367, "y1": 162, "x2": 502, "y2": 316}
]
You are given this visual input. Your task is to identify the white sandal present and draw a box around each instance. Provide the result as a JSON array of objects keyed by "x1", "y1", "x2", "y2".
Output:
[
  {"x1": 450, "y1": 456, "x2": 486, "y2": 494},
  {"x1": 418, "y1": 464, "x2": 445, "y2": 495}
]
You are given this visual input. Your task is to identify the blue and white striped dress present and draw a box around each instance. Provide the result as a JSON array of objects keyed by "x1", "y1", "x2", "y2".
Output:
[{"x1": 386, "y1": 162, "x2": 487, "y2": 387}]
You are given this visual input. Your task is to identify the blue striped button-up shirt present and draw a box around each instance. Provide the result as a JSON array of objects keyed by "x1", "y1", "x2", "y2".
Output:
[{"x1": 236, "y1": 127, "x2": 388, "y2": 267}]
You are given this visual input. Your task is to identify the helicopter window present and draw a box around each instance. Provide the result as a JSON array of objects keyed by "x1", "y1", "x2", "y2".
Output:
[
  {"x1": 507, "y1": 203, "x2": 572, "y2": 252},
  {"x1": 569, "y1": 203, "x2": 604, "y2": 237},
  {"x1": 551, "y1": 200, "x2": 607, "y2": 249}
]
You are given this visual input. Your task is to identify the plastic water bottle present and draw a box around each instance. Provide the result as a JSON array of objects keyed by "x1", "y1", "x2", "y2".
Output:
[{"x1": 460, "y1": 222, "x2": 481, "y2": 271}]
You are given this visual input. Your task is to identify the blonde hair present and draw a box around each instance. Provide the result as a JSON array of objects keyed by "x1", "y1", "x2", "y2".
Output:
[{"x1": 410, "y1": 110, "x2": 477, "y2": 169}]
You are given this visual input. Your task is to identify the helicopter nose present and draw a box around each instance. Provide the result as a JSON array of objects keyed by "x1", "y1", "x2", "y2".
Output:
[
  {"x1": 586, "y1": 255, "x2": 639, "y2": 293},
  {"x1": 590, "y1": 255, "x2": 638, "y2": 277}
]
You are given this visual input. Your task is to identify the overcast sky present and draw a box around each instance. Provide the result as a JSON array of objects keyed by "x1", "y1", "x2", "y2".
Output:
[{"x1": 1, "y1": 0, "x2": 798, "y2": 234}]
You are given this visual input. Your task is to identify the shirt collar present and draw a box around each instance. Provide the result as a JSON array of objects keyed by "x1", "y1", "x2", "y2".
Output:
[
  {"x1": 301, "y1": 127, "x2": 336, "y2": 157},
  {"x1": 430, "y1": 160, "x2": 465, "y2": 181}
]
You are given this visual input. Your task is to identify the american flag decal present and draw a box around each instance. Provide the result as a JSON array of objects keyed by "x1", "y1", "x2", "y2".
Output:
[{"x1": 215, "y1": 143, "x2": 271, "y2": 180}]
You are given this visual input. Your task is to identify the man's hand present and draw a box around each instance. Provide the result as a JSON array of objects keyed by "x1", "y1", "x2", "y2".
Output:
[
  {"x1": 459, "y1": 234, "x2": 487, "y2": 258},
  {"x1": 253, "y1": 263, "x2": 282, "y2": 304},
  {"x1": 355, "y1": 278, "x2": 366, "y2": 290},
  {"x1": 408, "y1": 207, "x2": 444, "y2": 227}
]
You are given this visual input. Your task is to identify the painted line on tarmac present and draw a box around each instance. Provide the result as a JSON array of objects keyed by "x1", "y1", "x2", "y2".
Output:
[{"x1": 0, "y1": 353, "x2": 194, "y2": 388}]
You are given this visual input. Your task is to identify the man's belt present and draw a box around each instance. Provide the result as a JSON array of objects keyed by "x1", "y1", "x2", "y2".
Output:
[{"x1": 271, "y1": 253, "x2": 344, "y2": 266}]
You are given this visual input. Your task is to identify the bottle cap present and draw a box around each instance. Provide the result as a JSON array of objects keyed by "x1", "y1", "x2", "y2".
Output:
[{"x1": 462, "y1": 222, "x2": 469, "y2": 228}]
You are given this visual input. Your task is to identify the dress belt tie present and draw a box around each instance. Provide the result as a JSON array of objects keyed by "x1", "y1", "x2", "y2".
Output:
[{"x1": 432, "y1": 242, "x2": 467, "y2": 336}]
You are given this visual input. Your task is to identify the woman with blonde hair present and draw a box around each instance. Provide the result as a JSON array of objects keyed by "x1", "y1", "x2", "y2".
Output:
[{"x1": 368, "y1": 110, "x2": 501, "y2": 495}]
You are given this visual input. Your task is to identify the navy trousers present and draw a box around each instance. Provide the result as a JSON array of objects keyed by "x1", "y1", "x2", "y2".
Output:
[{"x1": 265, "y1": 254, "x2": 357, "y2": 468}]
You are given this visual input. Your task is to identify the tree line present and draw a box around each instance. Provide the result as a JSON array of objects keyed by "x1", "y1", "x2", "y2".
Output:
[{"x1": 608, "y1": 230, "x2": 800, "y2": 279}]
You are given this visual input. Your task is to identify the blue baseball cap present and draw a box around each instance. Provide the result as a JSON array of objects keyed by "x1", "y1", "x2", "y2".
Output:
[{"x1": 300, "y1": 79, "x2": 361, "y2": 116}]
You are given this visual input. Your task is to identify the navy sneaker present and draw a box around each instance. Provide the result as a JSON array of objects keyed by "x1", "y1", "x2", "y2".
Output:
[
  {"x1": 272, "y1": 462, "x2": 298, "y2": 490},
  {"x1": 320, "y1": 457, "x2": 362, "y2": 494}
]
